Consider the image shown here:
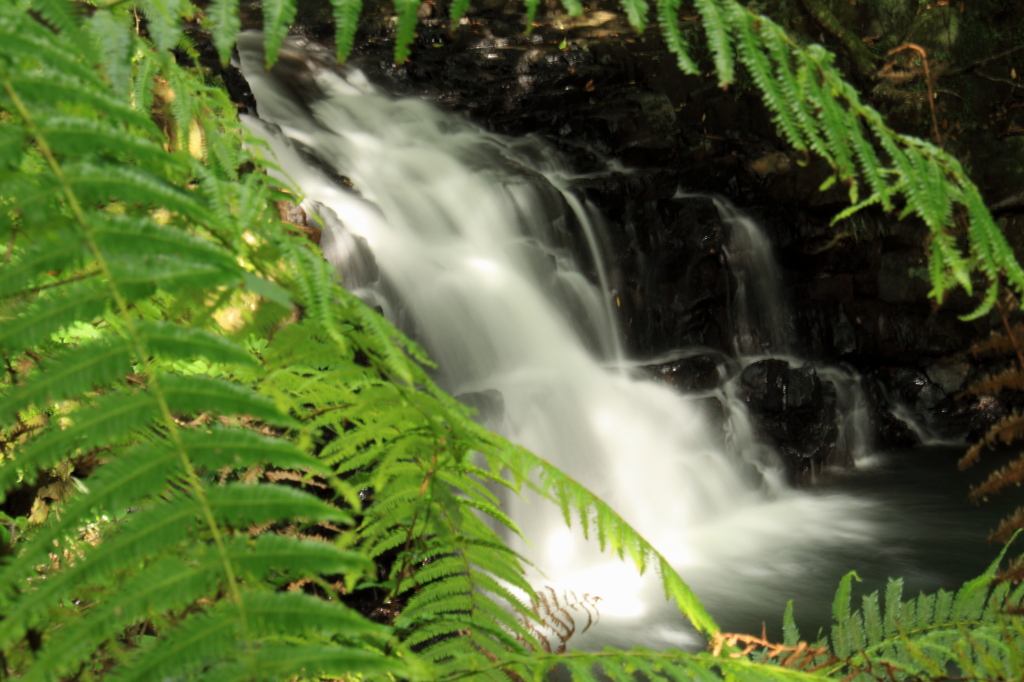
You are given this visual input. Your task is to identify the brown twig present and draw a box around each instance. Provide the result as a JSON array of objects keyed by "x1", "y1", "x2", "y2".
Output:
[
  {"x1": 22, "y1": 269, "x2": 101, "y2": 296},
  {"x1": 975, "y1": 71, "x2": 1024, "y2": 91},
  {"x1": 946, "y1": 44, "x2": 1024, "y2": 77},
  {"x1": 887, "y1": 43, "x2": 942, "y2": 145}
]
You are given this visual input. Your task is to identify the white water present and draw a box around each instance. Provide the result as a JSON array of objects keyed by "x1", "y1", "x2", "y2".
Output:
[{"x1": 236, "y1": 35, "x2": 885, "y2": 645}]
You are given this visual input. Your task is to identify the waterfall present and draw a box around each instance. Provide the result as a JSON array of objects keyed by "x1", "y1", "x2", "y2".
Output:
[
  {"x1": 714, "y1": 197, "x2": 791, "y2": 356},
  {"x1": 236, "y1": 34, "x2": 879, "y2": 644}
]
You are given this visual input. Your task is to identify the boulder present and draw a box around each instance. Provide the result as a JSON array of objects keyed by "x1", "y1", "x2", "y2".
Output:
[
  {"x1": 640, "y1": 353, "x2": 722, "y2": 392},
  {"x1": 738, "y1": 359, "x2": 846, "y2": 479}
]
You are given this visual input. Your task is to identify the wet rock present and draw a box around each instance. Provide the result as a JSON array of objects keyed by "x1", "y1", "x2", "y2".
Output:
[
  {"x1": 738, "y1": 359, "x2": 844, "y2": 479},
  {"x1": 863, "y1": 374, "x2": 920, "y2": 449},
  {"x1": 640, "y1": 353, "x2": 722, "y2": 392},
  {"x1": 926, "y1": 362, "x2": 971, "y2": 394},
  {"x1": 310, "y1": 203, "x2": 380, "y2": 290}
]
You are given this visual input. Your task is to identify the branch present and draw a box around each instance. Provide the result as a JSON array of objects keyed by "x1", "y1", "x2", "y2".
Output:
[
  {"x1": 992, "y1": 190, "x2": 1024, "y2": 216},
  {"x1": 946, "y1": 43, "x2": 1024, "y2": 77}
]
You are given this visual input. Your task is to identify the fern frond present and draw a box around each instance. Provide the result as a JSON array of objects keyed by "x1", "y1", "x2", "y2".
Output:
[
  {"x1": 137, "y1": 0, "x2": 186, "y2": 52},
  {"x1": 959, "y1": 411, "x2": 1024, "y2": 470},
  {"x1": 694, "y1": 0, "x2": 734, "y2": 85},
  {"x1": 391, "y1": 0, "x2": 420, "y2": 64},
  {"x1": 991, "y1": 508, "x2": 1024, "y2": 544},
  {"x1": 970, "y1": 370, "x2": 1024, "y2": 397},
  {"x1": 262, "y1": 0, "x2": 298, "y2": 67},
  {"x1": 522, "y1": 0, "x2": 541, "y2": 35},
  {"x1": 332, "y1": 0, "x2": 363, "y2": 63},
  {"x1": 619, "y1": 0, "x2": 649, "y2": 33},
  {"x1": 208, "y1": 0, "x2": 241, "y2": 65},
  {"x1": 86, "y1": 8, "x2": 134, "y2": 97},
  {"x1": 969, "y1": 453, "x2": 1024, "y2": 504},
  {"x1": 0, "y1": 339, "x2": 133, "y2": 426}
]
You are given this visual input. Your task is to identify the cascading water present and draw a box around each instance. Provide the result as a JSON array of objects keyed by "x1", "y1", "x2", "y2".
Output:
[
  {"x1": 234, "y1": 35, "x2": 997, "y2": 647},
  {"x1": 713, "y1": 196, "x2": 792, "y2": 357}
]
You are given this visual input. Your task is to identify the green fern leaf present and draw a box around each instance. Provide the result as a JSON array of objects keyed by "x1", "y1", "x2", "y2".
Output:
[
  {"x1": 137, "y1": 0, "x2": 185, "y2": 52},
  {"x1": 694, "y1": 0, "x2": 734, "y2": 84},
  {"x1": 0, "y1": 121, "x2": 27, "y2": 172},
  {"x1": 28, "y1": 0, "x2": 95, "y2": 58},
  {"x1": 41, "y1": 115, "x2": 178, "y2": 172},
  {"x1": 332, "y1": 0, "x2": 363, "y2": 63},
  {"x1": 262, "y1": 0, "x2": 298, "y2": 67},
  {"x1": 0, "y1": 13, "x2": 102, "y2": 87},
  {"x1": 521, "y1": 0, "x2": 541, "y2": 34},
  {"x1": 619, "y1": 0, "x2": 649, "y2": 32},
  {"x1": 208, "y1": 0, "x2": 241, "y2": 65},
  {"x1": 392, "y1": 0, "x2": 419, "y2": 64},
  {"x1": 656, "y1": 0, "x2": 698, "y2": 73},
  {"x1": 0, "y1": 339, "x2": 132, "y2": 426},
  {"x1": 0, "y1": 231, "x2": 87, "y2": 299},
  {"x1": 63, "y1": 162, "x2": 213, "y2": 222},
  {"x1": 159, "y1": 374, "x2": 299, "y2": 427},
  {"x1": 138, "y1": 322, "x2": 257, "y2": 367},
  {"x1": 0, "y1": 393, "x2": 159, "y2": 494},
  {"x1": 782, "y1": 600, "x2": 801, "y2": 646},
  {"x1": 560, "y1": 0, "x2": 584, "y2": 16},
  {"x1": 86, "y1": 8, "x2": 134, "y2": 98}
]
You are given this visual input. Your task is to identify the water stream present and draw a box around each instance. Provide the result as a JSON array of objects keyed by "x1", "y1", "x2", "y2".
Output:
[{"x1": 236, "y1": 36, "x2": 1000, "y2": 648}]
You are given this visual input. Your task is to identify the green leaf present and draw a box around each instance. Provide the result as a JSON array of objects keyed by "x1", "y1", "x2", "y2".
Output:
[
  {"x1": 392, "y1": 0, "x2": 419, "y2": 64},
  {"x1": 137, "y1": 0, "x2": 185, "y2": 52},
  {"x1": 208, "y1": 0, "x2": 241, "y2": 65},
  {"x1": 0, "y1": 281, "x2": 110, "y2": 353},
  {"x1": 159, "y1": 373, "x2": 299, "y2": 427},
  {"x1": 0, "y1": 123, "x2": 26, "y2": 171},
  {"x1": 450, "y1": 0, "x2": 472, "y2": 28},
  {"x1": 87, "y1": 8, "x2": 134, "y2": 98},
  {"x1": 332, "y1": 0, "x2": 362, "y2": 63},
  {"x1": 782, "y1": 600, "x2": 800, "y2": 646},
  {"x1": 139, "y1": 322, "x2": 258, "y2": 367},
  {"x1": 619, "y1": 0, "x2": 649, "y2": 32},
  {"x1": 242, "y1": 271, "x2": 293, "y2": 309},
  {"x1": 832, "y1": 570, "x2": 860, "y2": 624},
  {"x1": 0, "y1": 339, "x2": 132, "y2": 426},
  {"x1": 263, "y1": 0, "x2": 298, "y2": 67}
]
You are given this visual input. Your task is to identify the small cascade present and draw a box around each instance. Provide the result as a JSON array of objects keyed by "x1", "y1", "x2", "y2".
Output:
[
  {"x1": 236, "y1": 34, "x2": 884, "y2": 643},
  {"x1": 714, "y1": 198, "x2": 791, "y2": 356}
]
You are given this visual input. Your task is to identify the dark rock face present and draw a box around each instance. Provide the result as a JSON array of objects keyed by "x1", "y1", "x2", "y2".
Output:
[{"x1": 738, "y1": 359, "x2": 847, "y2": 478}]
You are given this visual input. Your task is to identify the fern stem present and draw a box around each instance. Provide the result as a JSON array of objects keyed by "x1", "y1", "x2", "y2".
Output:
[{"x1": 0, "y1": 72, "x2": 254, "y2": 651}]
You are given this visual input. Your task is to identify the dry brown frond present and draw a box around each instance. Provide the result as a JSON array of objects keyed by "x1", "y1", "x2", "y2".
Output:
[
  {"x1": 995, "y1": 553, "x2": 1024, "y2": 584},
  {"x1": 965, "y1": 323, "x2": 1024, "y2": 358},
  {"x1": 959, "y1": 412, "x2": 1024, "y2": 470},
  {"x1": 990, "y1": 507, "x2": 1024, "y2": 545},
  {"x1": 520, "y1": 587, "x2": 602, "y2": 653},
  {"x1": 968, "y1": 368, "x2": 1024, "y2": 396},
  {"x1": 969, "y1": 453, "x2": 1024, "y2": 503},
  {"x1": 709, "y1": 631, "x2": 832, "y2": 670}
]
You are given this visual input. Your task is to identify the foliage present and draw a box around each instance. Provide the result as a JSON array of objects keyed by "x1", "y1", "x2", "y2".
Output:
[{"x1": 1, "y1": 1, "x2": 1023, "y2": 682}]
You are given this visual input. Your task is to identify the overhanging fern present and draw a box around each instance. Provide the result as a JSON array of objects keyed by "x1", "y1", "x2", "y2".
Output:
[{"x1": 0, "y1": 4, "x2": 411, "y2": 679}]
